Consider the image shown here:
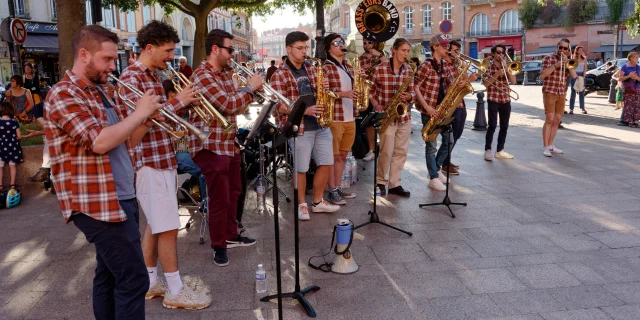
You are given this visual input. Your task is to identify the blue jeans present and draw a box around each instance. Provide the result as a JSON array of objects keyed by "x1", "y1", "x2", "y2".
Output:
[
  {"x1": 71, "y1": 199, "x2": 148, "y2": 320},
  {"x1": 421, "y1": 113, "x2": 451, "y2": 180},
  {"x1": 176, "y1": 152, "x2": 207, "y2": 199},
  {"x1": 569, "y1": 72, "x2": 585, "y2": 111}
]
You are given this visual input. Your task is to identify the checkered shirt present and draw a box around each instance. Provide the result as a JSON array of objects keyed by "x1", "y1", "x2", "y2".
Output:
[
  {"x1": 486, "y1": 60, "x2": 511, "y2": 104},
  {"x1": 269, "y1": 60, "x2": 318, "y2": 135},
  {"x1": 45, "y1": 70, "x2": 133, "y2": 223},
  {"x1": 414, "y1": 58, "x2": 455, "y2": 114},
  {"x1": 542, "y1": 53, "x2": 570, "y2": 96},
  {"x1": 359, "y1": 54, "x2": 377, "y2": 78},
  {"x1": 116, "y1": 61, "x2": 183, "y2": 170},
  {"x1": 370, "y1": 59, "x2": 415, "y2": 124},
  {"x1": 323, "y1": 59, "x2": 357, "y2": 122},
  {"x1": 188, "y1": 61, "x2": 253, "y2": 158}
]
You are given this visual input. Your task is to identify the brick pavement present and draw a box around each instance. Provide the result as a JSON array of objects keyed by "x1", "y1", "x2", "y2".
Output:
[{"x1": 2, "y1": 85, "x2": 640, "y2": 319}]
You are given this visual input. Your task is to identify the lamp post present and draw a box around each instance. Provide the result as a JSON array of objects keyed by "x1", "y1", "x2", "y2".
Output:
[{"x1": 315, "y1": 0, "x2": 326, "y2": 59}]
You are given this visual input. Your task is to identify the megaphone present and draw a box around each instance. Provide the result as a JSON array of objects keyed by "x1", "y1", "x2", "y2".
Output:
[{"x1": 332, "y1": 219, "x2": 360, "y2": 274}]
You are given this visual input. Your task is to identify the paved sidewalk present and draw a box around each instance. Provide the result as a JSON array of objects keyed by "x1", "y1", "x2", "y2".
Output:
[{"x1": 3, "y1": 85, "x2": 640, "y2": 320}]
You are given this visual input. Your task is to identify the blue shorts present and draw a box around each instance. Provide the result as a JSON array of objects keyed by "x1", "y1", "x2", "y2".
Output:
[{"x1": 289, "y1": 128, "x2": 334, "y2": 173}]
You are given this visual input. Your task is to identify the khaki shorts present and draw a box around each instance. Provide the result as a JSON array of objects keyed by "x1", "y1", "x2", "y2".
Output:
[
  {"x1": 543, "y1": 92, "x2": 565, "y2": 114},
  {"x1": 136, "y1": 166, "x2": 180, "y2": 234},
  {"x1": 330, "y1": 121, "x2": 356, "y2": 154}
]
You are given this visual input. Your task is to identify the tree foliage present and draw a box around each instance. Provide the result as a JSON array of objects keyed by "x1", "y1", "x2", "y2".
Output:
[
  {"x1": 564, "y1": 0, "x2": 598, "y2": 28},
  {"x1": 625, "y1": 0, "x2": 640, "y2": 38},
  {"x1": 519, "y1": 0, "x2": 541, "y2": 29},
  {"x1": 605, "y1": 0, "x2": 624, "y2": 26},
  {"x1": 539, "y1": 0, "x2": 561, "y2": 24}
]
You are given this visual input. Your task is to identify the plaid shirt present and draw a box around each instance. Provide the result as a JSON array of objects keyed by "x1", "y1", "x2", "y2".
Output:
[
  {"x1": 370, "y1": 59, "x2": 415, "y2": 124},
  {"x1": 270, "y1": 60, "x2": 318, "y2": 135},
  {"x1": 486, "y1": 60, "x2": 511, "y2": 104},
  {"x1": 323, "y1": 58, "x2": 357, "y2": 122},
  {"x1": 116, "y1": 61, "x2": 183, "y2": 170},
  {"x1": 45, "y1": 70, "x2": 133, "y2": 223},
  {"x1": 414, "y1": 58, "x2": 455, "y2": 114},
  {"x1": 359, "y1": 54, "x2": 377, "y2": 78},
  {"x1": 542, "y1": 53, "x2": 570, "y2": 96},
  {"x1": 188, "y1": 61, "x2": 253, "y2": 157}
]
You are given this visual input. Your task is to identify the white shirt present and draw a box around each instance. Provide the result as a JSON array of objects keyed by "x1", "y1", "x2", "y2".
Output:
[{"x1": 336, "y1": 65, "x2": 354, "y2": 122}]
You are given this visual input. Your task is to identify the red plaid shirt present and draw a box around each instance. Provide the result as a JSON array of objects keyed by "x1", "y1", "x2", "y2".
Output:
[
  {"x1": 542, "y1": 53, "x2": 570, "y2": 96},
  {"x1": 188, "y1": 61, "x2": 253, "y2": 157},
  {"x1": 323, "y1": 58, "x2": 357, "y2": 122},
  {"x1": 45, "y1": 70, "x2": 133, "y2": 223},
  {"x1": 414, "y1": 58, "x2": 455, "y2": 114},
  {"x1": 486, "y1": 60, "x2": 511, "y2": 104},
  {"x1": 270, "y1": 60, "x2": 318, "y2": 135},
  {"x1": 116, "y1": 61, "x2": 183, "y2": 170},
  {"x1": 359, "y1": 54, "x2": 377, "y2": 78}
]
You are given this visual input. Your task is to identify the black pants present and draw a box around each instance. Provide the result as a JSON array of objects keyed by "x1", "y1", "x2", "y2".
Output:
[
  {"x1": 443, "y1": 108, "x2": 467, "y2": 166},
  {"x1": 485, "y1": 100, "x2": 511, "y2": 152},
  {"x1": 72, "y1": 199, "x2": 148, "y2": 320}
]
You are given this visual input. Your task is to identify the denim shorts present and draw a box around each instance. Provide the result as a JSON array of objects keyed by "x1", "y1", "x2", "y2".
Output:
[{"x1": 289, "y1": 128, "x2": 334, "y2": 173}]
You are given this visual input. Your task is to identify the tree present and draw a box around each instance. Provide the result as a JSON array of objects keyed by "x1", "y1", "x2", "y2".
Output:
[
  {"x1": 56, "y1": 0, "x2": 87, "y2": 76},
  {"x1": 539, "y1": 0, "x2": 561, "y2": 25},
  {"x1": 519, "y1": 0, "x2": 541, "y2": 29},
  {"x1": 564, "y1": 0, "x2": 597, "y2": 28},
  {"x1": 625, "y1": 0, "x2": 640, "y2": 37},
  {"x1": 605, "y1": 0, "x2": 624, "y2": 27}
]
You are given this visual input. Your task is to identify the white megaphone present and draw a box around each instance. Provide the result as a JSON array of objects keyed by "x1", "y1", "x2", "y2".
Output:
[{"x1": 332, "y1": 219, "x2": 362, "y2": 274}]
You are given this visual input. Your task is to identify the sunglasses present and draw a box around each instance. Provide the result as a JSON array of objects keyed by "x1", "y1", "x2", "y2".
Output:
[
  {"x1": 558, "y1": 46, "x2": 569, "y2": 51},
  {"x1": 332, "y1": 39, "x2": 345, "y2": 47},
  {"x1": 217, "y1": 45, "x2": 235, "y2": 54},
  {"x1": 364, "y1": 41, "x2": 373, "y2": 45},
  {"x1": 495, "y1": 51, "x2": 505, "y2": 55}
]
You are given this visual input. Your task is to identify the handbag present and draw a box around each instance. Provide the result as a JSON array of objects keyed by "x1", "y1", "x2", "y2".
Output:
[
  {"x1": 573, "y1": 76, "x2": 585, "y2": 92},
  {"x1": 623, "y1": 65, "x2": 639, "y2": 94}
]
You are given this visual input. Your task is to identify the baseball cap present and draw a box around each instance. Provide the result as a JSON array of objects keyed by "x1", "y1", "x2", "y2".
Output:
[{"x1": 430, "y1": 35, "x2": 450, "y2": 47}]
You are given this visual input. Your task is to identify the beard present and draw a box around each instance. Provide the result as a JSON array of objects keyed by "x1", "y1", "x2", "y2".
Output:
[{"x1": 86, "y1": 59, "x2": 108, "y2": 84}]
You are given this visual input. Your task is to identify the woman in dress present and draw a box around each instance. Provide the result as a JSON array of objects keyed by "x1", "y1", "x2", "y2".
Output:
[
  {"x1": 5, "y1": 75, "x2": 34, "y2": 120},
  {"x1": 568, "y1": 46, "x2": 587, "y2": 114},
  {"x1": 615, "y1": 52, "x2": 640, "y2": 127},
  {"x1": 0, "y1": 102, "x2": 23, "y2": 190}
]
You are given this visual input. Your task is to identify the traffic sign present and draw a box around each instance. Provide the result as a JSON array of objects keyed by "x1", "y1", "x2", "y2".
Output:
[
  {"x1": 439, "y1": 20, "x2": 453, "y2": 34},
  {"x1": 10, "y1": 19, "x2": 26, "y2": 45},
  {"x1": 619, "y1": 25, "x2": 628, "y2": 31}
]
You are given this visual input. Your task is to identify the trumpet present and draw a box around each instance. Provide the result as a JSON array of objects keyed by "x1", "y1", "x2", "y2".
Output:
[
  {"x1": 231, "y1": 60, "x2": 292, "y2": 108},
  {"x1": 449, "y1": 54, "x2": 519, "y2": 100},
  {"x1": 109, "y1": 74, "x2": 212, "y2": 145},
  {"x1": 166, "y1": 63, "x2": 235, "y2": 134}
]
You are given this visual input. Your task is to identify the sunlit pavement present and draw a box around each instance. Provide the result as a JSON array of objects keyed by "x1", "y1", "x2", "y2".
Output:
[{"x1": 4, "y1": 85, "x2": 640, "y2": 319}]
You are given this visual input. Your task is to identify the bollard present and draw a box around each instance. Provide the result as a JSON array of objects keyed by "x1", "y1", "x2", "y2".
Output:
[
  {"x1": 472, "y1": 91, "x2": 487, "y2": 131},
  {"x1": 523, "y1": 71, "x2": 528, "y2": 86},
  {"x1": 608, "y1": 78, "x2": 617, "y2": 104}
]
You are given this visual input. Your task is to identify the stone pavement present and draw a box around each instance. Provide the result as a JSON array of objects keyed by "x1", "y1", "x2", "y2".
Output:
[{"x1": 3, "y1": 85, "x2": 640, "y2": 320}]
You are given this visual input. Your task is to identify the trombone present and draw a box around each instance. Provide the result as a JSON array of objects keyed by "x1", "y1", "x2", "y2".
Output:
[
  {"x1": 108, "y1": 74, "x2": 212, "y2": 145},
  {"x1": 451, "y1": 53, "x2": 520, "y2": 100},
  {"x1": 166, "y1": 63, "x2": 235, "y2": 134},
  {"x1": 231, "y1": 60, "x2": 292, "y2": 108},
  {"x1": 502, "y1": 50, "x2": 522, "y2": 76}
]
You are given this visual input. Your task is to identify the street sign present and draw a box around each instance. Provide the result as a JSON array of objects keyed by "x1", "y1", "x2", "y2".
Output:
[
  {"x1": 597, "y1": 30, "x2": 614, "y2": 35},
  {"x1": 619, "y1": 25, "x2": 628, "y2": 31},
  {"x1": 10, "y1": 19, "x2": 26, "y2": 45},
  {"x1": 439, "y1": 20, "x2": 453, "y2": 34}
]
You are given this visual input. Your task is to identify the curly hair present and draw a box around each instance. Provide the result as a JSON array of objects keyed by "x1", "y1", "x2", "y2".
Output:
[{"x1": 137, "y1": 20, "x2": 180, "y2": 48}]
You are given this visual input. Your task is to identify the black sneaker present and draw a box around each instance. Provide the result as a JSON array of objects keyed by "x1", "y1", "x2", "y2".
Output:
[
  {"x1": 582, "y1": 109, "x2": 587, "y2": 114},
  {"x1": 226, "y1": 235, "x2": 256, "y2": 248},
  {"x1": 388, "y1": 186, "x2": 411, "y2": 197},
  {"x1": 377, "y1": 184, "x2": 386, "y2": 196},
  {"x1": 569, "y1": 110, "x2": 573, "y2": 114},
  {"x1": 213, "y1": 248, "x2": 229, "y2": 267}
]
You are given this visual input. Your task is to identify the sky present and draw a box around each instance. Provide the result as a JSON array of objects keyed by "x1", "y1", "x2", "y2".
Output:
[{"x1": 252, "y1": 6, "x2": 315, "y2": 35}]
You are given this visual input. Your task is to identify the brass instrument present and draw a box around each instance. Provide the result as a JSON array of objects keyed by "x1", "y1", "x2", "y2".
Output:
[
  {"x1": 352, "y1": 55, "x2": 374, "y2": 112},
  {"x1": 422, "y1": 62, "x2": 473, "y2": 142},
  {"x1": 231, "y1": 60, "x2": 292, "y2": 109},
  {"x1": 109, "y1": 74, "x2": 212, "y2": 145},
  {"x1": 503, "y1": 51, "x2": 522, "y2": 76},
  {"x1": 166, "y1": 63, "x2": 235, "y2": 134},
  {"x1": 379, "y1": 62, "x2": 416, "y2": 133},
  {"x1": 355, "y1": 0, "x2": 399, "y2": 43},
  {"x1": 451, "y1": 53, "x2": 520, "y2": 100},
  {"x1": 308, "y1": 57, "x2": 339, "y2": 128}
]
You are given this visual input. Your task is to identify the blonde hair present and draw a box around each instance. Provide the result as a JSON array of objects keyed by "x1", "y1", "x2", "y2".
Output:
[{"x1": 628, "y1": 51, "x2": 639, "y2": 60}]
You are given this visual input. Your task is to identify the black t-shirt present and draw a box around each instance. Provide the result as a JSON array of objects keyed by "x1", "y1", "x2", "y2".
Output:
[{"x1": 288, "y1": 61, "x2": 319, "y2": 131}]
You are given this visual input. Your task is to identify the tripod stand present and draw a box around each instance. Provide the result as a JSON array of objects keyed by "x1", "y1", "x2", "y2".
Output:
[
  {"x1": 354, "y1": 112, "x2": 412, "y2": 236},
  {"x1": 419, "y1": 122, "x2": 467, "y2": 218},
  {"x1": 247, "y1": 136, "x2": 291, "y2": 204}
]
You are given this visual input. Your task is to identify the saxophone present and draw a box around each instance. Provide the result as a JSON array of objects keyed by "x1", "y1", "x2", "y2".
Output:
[
  {"x1": 353, "y1": 56, "x2": 379, "y2": 112},
  {"x1": 379, "y1": 62, "x2": 417, "y2": 133},
  {"x1": 311, "y1": 58, "x2": 339, "y2": 128},
  {"x1": 421, "y1": 61, "x2": 473, "y2": 142}
]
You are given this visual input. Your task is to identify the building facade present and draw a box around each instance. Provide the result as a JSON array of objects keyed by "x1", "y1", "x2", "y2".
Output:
[
  {"x1": 231, "y1": 11, "x2": 253, "y2": 63},
  {"x1": 463, "y1": 0, "x2": 524, "y2": 59},
  {"x1": 325, "y1": 0, "x2": 351, "y2": 37},
  {"x1": 256, "y1": 23, "x2": 315, "y2": 65}
]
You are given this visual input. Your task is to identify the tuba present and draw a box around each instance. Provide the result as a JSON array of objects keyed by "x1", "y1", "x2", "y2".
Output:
[
  {"x1": 310, "y1": 58, "x2": 339, "y2": 128},
  {"x1": 421, "y1": 62, "x2": 473, "y2": 142},
  {"x1": 379, "y1": 62, "x2": 416, "y2": 133}
]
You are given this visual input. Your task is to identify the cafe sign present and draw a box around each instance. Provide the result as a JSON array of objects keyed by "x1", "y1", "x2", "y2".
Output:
[
  {"x1": 23, "y1": 21, "x2": 58, "y2": 34},
  {"x1": 542, "y1": 33, "x2": 576, "y2": 39}
]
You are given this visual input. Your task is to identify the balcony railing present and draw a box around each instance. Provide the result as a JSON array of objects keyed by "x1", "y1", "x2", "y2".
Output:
[
  {"x1": 422, "y1": 27, "x2": 432, "y2": 34},
  {"x1": 467, "y1": 29, "x2": 523, "y2": 37},
  {"x1": 500, "y1": 27, "x2": 523, "y2": 35},
  {"x1": 469, "y1": 30, "x2": 490, "y2": 37},
  {"x1": 404, "y1": 28, "x2": 414, "y2": 35}
]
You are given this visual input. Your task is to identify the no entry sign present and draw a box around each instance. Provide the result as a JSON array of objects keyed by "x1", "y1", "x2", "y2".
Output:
[{"x1": 10, "y1": 19, "x2": 26, "y2": 44}]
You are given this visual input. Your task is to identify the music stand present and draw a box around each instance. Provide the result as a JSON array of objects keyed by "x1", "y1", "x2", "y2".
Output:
[
  {"x1": 418, "y1": 118, "x2": 467, "y2": 218},
  {"x1": 354, "y1": 112, "x2": 412, "y2": 236},
  {"x1": 261, "y1": 95, "x2": 320, "y2": 319}
]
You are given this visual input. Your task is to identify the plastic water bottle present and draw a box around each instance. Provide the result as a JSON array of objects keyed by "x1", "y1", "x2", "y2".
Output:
[
  {"x1": 349, "y1": 154, "x2": 357, "y2": 184},
  {"x1": 256, "y1": 264, "x2": 267, "y2": 294},
  {"x1": 341, "y1": 162, "x2": 350, "y2": 189},
  {"x1": 256, "y1": 178, "x2": 265, "y2": 212},
  {"x1": 375, "y1": 187, "x2": 381, "y2": 197}
]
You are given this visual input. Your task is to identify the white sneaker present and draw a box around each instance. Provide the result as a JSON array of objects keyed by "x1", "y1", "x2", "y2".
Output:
[
  {"x1": 438, "y1": 171, "x2": 448, "y2": 184},
  {"x1": 429, "y1": 178, "x2": 446, "y2": 191},
  {"x1": 363, "y1": 150, "x2": 375, "y2": 161},
  {"x1": 550, "y1": 145, "x2": 564, "y2": 154},
  {"x1": 162, "y1": 286, "x2": 212, "y2": 310},
  {"x1": 495, "y1": 150, "x2": 514, "y2": 159},
  {"x1": 543, "y1": 147, "x2": 552, "y2": 157},
  {"x1": 298, "y1": 204, "x2": 311, "y2": 221},
  {"x1": 311, "y1": 199, "x2": 340, "y2": 213},
  {"x1": 146, "y1": 278, "x2": 167, "y2": 300},
  {"x1": 484, "y1": 149, "x2": 493, "y2": 161}
]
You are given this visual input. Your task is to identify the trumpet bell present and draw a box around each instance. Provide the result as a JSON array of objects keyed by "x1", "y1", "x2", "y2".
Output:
[
  {"x1": 508, "y1": 62, "x2": 522, "y2": 75},
  {"x1": 566, "y1": 59, "x2": 578, "y2": 70}
]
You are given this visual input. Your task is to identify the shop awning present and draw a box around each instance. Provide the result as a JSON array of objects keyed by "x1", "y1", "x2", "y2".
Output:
[
  {"x1": 591, "y1": 44, "x2": 639, "y2": 53},
  {"x1": 526, "y1": 46, "x2": 557, "y2": 57},
  {"x1": 240, "y1": 50, "x2": 253, "y2": 60},
  {"x1": 23, "y1": 34, "x2": 58, "y2": 53},
  {"x1": 479, "y1": 47, "x2": 492, "y2": 54}
]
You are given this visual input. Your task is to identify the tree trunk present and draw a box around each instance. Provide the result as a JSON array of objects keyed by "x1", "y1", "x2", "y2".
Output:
[
  {"x1": 192, "y1": 12, "x2": 208, "y2": 66},
  {"x1": 56, "y1": 0, "x2": 87, "y2": 75}
]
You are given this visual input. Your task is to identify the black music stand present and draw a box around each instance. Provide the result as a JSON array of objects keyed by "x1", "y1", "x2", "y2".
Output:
[
  {"x1": 261, "y1": 95, "x2": 320, "y2": 319},
  {"x1": 354, "y1": 112, "x2": 412, "y2": 236},
  {"x1": 418, "y1": 118, "x2": 467, "y2": 218}
]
